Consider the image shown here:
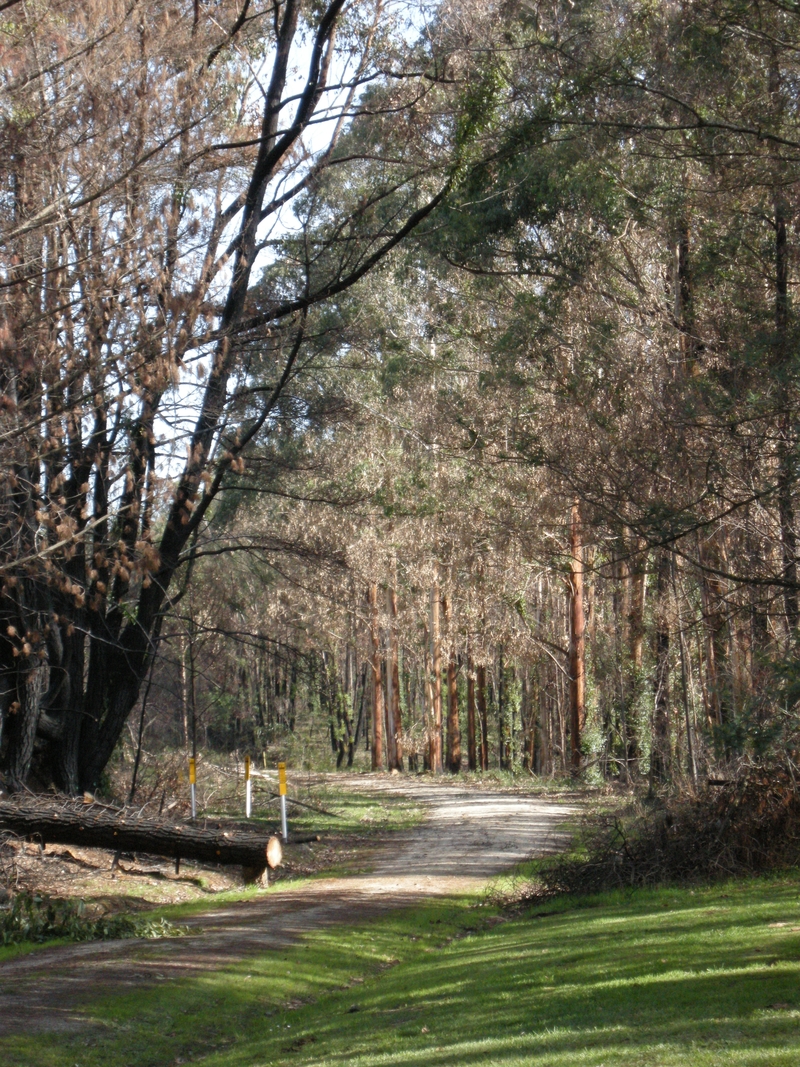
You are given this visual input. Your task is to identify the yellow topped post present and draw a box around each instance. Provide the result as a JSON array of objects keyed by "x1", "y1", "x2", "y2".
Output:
[
  {"x1": 244, "y1": 754, "x2": 252, "y2": 818},
  {"x1": 189, "y1": 757, "x2": 197, "y2": 820}
]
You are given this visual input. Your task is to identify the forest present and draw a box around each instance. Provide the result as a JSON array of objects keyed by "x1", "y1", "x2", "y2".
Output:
[
  {"x1": 2, "y1": 0, "x2": 800, "y2": 798},
  {"x1": 6, "y1": 3, "x2": 800, "y2": 1065}
]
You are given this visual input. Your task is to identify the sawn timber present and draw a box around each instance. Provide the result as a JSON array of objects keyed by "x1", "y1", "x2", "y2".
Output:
[{"x1": 0, "y1": 799, "x2": 282, "y2": 872}]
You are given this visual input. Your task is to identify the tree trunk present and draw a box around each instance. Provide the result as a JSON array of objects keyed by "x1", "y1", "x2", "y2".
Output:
[
  {"x1": 5, "y1": 659, "x2": 46, "y2": 789},
  {"x1": 442, "y1": 595, "x2": 461, "y2": 773},
  {"x1": 625, "y1": 533, "x2": 647, "y2": 777},
  {"x1": 386, "y1": 587, "x2": 402, "y2": 770},
  {"x1": 467, "y1": 652, "x2": 477, "y2": 771},
  {"x1": 771, "y1": 51, "x2": 799, "y2": 634},
  {"x1": 368, "y1": 584, "x2": 384, "y2": 771},
  {"x1": 429, "y1": 580, "x2": 443, "y2": 773},
  {"x1": 568, "y1": 501, "x2": 586, "y2": 775},
  {"x1": 476, "y1": 663, "x2": 489, "y2": 771},
  {"x1": 0, "y1": 799, "x2": 283, "y2": 874},
  {"x1": 650, "y1": 549, "x2": 672, "y2": 785}
]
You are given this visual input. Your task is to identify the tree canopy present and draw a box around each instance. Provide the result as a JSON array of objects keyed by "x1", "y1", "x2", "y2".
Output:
[{"x1": 3, "y1": 0, "x2": 800, "y2": 792}]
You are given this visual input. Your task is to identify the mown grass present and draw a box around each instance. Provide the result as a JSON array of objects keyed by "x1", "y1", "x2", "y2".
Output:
[{"x1": 4, "y1": 873, "x2": 800, "y2": 1066}]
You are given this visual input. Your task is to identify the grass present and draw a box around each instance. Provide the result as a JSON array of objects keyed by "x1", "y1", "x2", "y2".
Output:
[
  {"x1": 206, "y1": 777, "x2": 424, "y2": 840},
  {"x1": 0, "y1": 936, "x2": 71, "y2": 965},
  {"x1": 4, "y1": 873, "x2": 800, "y2": 1066},
  {"x1": 283, "y1": 783, "x2": 424, "y2": 838}
]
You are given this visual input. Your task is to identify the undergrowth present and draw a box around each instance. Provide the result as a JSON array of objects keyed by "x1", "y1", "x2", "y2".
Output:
[
  {"x1": 0, "y1": 892, "x2": 186, "y2": 945},
  {"x1": 524, "y1": 756, "x2": 800, "y2": 900}
]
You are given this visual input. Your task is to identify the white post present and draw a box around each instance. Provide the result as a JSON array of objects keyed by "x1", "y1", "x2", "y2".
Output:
[
  {"x1": 278, "y1": 761, "x2": 288, "y2": 842},
  {"x1": 245, "y1": 754, "x2": 252, "y2": 818}
]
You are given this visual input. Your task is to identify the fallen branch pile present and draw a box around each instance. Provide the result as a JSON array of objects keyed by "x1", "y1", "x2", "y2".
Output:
[
  {"x1": 527, "y1": 758, "x2": 800, "y2": 900},
  {"x1": 0, "y1": 798, "x2": 282, "y2": 877}
]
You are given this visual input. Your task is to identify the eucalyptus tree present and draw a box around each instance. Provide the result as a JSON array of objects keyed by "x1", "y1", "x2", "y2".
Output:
[{"x1": 0, "y1": 0, "x2": 475, "y2": 791}]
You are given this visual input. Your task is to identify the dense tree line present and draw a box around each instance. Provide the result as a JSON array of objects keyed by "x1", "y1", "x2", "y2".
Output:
[{"x1": 3, "y1": 0, "x2": 800, "y2": 791}]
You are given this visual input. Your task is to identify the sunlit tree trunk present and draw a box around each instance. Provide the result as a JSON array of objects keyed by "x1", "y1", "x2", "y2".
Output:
[
  {"x1": 443, "y1": 594, "x2": 461, "y2": 773},
  {"x1": 476, "y1": 663, "x2": 488, "y2": 770},
  {"x1": 467, "y1": 651, "x2": 477, "y2": 771},
  {"x1": 386, "y1": 586, "x2": 402, "y2": 770},
  {"x1": 368, "y1": 583, "x2": 384, "y2": 771},
  {"x1": 650, "y1": 549, "x2": 671, "y2": 786},
  {"x1": 626, "y1": 534, "x2": 647, "y2": 777},
  {"x1": 429, "y1": 579, "x2": 443, "y2": 773},
  {"x1": 423, "y1": 626, "x2": 434, "y2": 771},
  {"x1": 568, "y1": 502, "x2": 585, "y2": 774}
]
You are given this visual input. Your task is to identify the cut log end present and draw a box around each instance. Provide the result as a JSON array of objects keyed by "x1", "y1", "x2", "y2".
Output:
[{"x1": 266, "y1": 835, "x2": 283, "y2": 870}]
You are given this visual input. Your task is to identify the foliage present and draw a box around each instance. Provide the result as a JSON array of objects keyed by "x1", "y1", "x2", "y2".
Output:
[
  {"x1": 0, "y1": 892, "x2": 186, "y2": 946},
  {"x1": 527, "y1": 758, "x2": 800, "y2": 898}
]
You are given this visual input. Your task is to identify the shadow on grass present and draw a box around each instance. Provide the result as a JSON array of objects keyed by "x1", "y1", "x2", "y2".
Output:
[{"x1": 4, "y1": 880, "x2": 800, "y2": 1067}]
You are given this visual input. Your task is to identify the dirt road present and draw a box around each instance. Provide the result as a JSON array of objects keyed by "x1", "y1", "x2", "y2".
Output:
[{"x1": 0, "y1": 779, "x2": 576, "y2": 1035}]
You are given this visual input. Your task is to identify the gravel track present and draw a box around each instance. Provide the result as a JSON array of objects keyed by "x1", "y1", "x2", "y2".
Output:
[{"x1": 0, "y1": 779, "x2": 576, "y2": 1035}]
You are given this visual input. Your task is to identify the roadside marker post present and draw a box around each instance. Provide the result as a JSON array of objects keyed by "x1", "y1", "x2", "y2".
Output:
[
  {"x1": 189, "y1": 757, "x2": 197, "y2": 820},
  {"x1": 245, "y1": 754, "x2": 252, "y2": 818},
  {"x1": 278, "y1": 762, "x2": 288, "y2": 842}
]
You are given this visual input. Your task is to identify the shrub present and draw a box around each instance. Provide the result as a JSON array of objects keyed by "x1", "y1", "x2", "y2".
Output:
[
  {"x1": 525, "y1": 757, "x2": 800, "y2": 900},
  {"x1": 0, "y1": 892, "x2": 186, "y2": 946}
]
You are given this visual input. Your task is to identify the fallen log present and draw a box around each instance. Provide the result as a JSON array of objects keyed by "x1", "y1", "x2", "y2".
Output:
[{"x1": 0, "y1": 799, "x2": 282, "y2": 875}]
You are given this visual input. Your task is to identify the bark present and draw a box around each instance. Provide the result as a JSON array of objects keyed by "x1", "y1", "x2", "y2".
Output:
[
  {"x1": 392, "y1": 648, "x2": 403, "y2": 770},
  {"x1": 771, "y1": 50, "x2": 799, "y2": 632},
  {"x1": 429, "y1": 580, "x2": 443, "y2": 773},
  {"x1": 446, "y1": 652, "x2": 460, "y2": 773},
  {"x1": 650, "y1": 549, "x2": 672, "y2": 785},
  {"x1": 352, "y1": 663, "x2": 368, "y2": 751},
  {"x1": 498, "y1": 649, "x2": 512, "y2": 770},
  {"x1": 466, "y1": 652, "x2": 477, "y2": 771},
  {"x1": 678, "y1": 608, "x2": 699, "y2": 788},
  {"x1": 698, "y1": 535, "x2": 731, "y2": 729},
  {"x1": 625, "y1": 534, "x2": 647, "y2": 776},
  {"x1": 368, "y1": 584, "x2": 384, "y2": 771},
  {"x1": 568, "y1": 502, "x2": 585, "y2": 774},
  {"x1": 180, "y1": 635, "x2": 190, "y2": 750},
  {"x1": 0, "y1": 799, "x2": 283, "y2": 872},
  {"x1": 422, "y1": 627, "x2": 433, "y2": 771},
  {"x1": 443, "y1": 594, "x2": 461, "y2": 773},
  {"x1": 385, "y1": 587, "x2": 402, "y2": 771},
  {"x1": 5, "y1": 659, "x2": 46, "y2": 789},
  {"x1": 537, "y1": 672, "x2": 550, "y2": 775},
  {"x1": 476, "y1": 663, "x2": 488, "y2": 770}
]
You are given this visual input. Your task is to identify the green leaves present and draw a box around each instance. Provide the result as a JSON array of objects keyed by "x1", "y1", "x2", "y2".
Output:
[{"x1": 0, "y1": 891, "x2": 187, "y2": 946}]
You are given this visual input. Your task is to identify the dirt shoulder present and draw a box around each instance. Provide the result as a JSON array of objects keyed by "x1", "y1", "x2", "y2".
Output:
[{"x1": 0, "y1": 777, "x2": 578, "y2": 1035}]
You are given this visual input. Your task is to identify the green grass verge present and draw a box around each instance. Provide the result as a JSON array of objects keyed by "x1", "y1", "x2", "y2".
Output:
[
  {"x1": 210, "y1": 781, "x2": 424, "y2": 839},
  {"x1": 0, "y1": 936, "x2": 71, "y2": 965},
  {"x1": 4, "y1": 874, "x2": 800, "y2": 1066}
]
